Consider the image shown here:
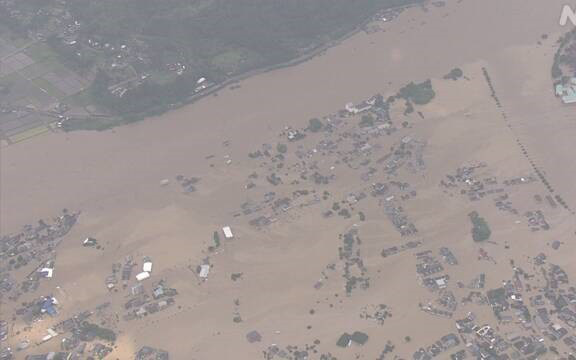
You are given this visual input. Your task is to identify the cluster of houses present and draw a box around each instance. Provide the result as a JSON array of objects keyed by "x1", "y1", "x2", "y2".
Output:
[
  {"x1": 1, "y1": 224, "x2": 239, "y2": 359},
  {"x1": 413, "y1": 333, "x2": 460, "y2": 359},
  {"x1": 336, "y1": 331, "x2": 369, "y2": 348},
  {"x1": 135, "y1": 257, "x2": 154, "y2": 282}
]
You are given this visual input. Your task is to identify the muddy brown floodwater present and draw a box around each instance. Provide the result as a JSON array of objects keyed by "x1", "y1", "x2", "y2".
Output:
[{"x1": 3, "y1": 1, "x2": 576, "y2": 358}]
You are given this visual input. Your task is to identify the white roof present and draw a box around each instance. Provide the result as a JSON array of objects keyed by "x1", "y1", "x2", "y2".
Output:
[
  {"x1": 199, "y1": 264, "x2": 210, "y2": 278},
  {"x1": 136, "y1": 271, "x2": 150, "y2": 281},
  {"x1": 142, "y1": 262, "x2": 153, "y2": 273},
  {"x1": 435, "y1": 278, "x2": 446, "y2": 285},
  {"x1": 222, "y1": 226, "x2": 234, "y2": 239},
  {"x1": 40, "y1": 268, "x2": 54, "y2": 278}
]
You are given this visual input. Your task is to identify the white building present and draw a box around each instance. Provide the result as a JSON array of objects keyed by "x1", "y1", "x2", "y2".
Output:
[
  {"x1": 136, "y1": 271, "x2": 150, "y2": 281},
  {"x1": 199, "y1": 264, "x2": 211, "y2": 279},
  {"x1": 39, "y1": 268, "x2": 54, "y2": 278},
  {"x1": 345, "y1": 99, "x2": 375, "y2": 114},
  {"x1": 222, "y1": 226, "x2": 234, "y2": 239},
  {"x1": 143, "y1": 261, "x2": 153, "y2": 273}
]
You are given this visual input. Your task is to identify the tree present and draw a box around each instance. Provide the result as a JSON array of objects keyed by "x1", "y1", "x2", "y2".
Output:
[
  {"x1": 359, "y1": 114, "x2": 374, "y2": 128},
  {"x1": 552, "y1": 63, "x2": 563, "y2": 79},
  {"x1": 443, "y1": 67, "x2": 463, "y2": 80},
  {"x1": 469, "y1": 211, "x2": 491, "y2": 242},
  {"x1": 404, "y1": 101, "x2": 414, "y2": 115},
  {"x1": 398, "y1": 80, "x2": 435, "y2": 105},
  {"x1": 373, "y1": 94, "x2": 385, "y2": 108},
  {"x1": 307, "y1": 118, "x2": 324, "y2": 132},
  {"x1": 80, "y1": 322, "x2": 116, "y2": 342},
  {"x1": 276, "y1": 143, "x2": 288, "y2": 154}
]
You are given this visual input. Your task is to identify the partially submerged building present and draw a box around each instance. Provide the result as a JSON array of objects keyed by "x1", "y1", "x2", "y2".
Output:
[
  {"x1": 246, "y1": 330, "x2": 262, "y2": 343},
  {"x1": 336, "y1": 331, "x2": 369, "y2": 348},
  {"x1": 199, "y1": 264, "x2": 210, "y2": 279},
  {"x1": 555, "y1": 78, "x2": 576, "y2": 104},
  {"x1": 135, "y1": 272, "x2": 150, "y2": 281},
  {"x1": 222, "y1": 226, "x2": 234, "y2": 239},
  {"x1": 345, "y1": 99, "x2": 375, "y2": 114}
]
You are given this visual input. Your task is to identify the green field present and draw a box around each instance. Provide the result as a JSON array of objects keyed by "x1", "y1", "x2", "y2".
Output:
[
  {"x1": 31, "y1": 76, "x2": 67, "y2": 99},
  {"x1": 8, "y1": 125, "x2": 50, "y2": 143}
]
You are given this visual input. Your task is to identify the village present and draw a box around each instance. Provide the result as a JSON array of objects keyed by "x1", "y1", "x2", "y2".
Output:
[{"x1": 0, "y1": 0, "x2": 217, "y2": 141}]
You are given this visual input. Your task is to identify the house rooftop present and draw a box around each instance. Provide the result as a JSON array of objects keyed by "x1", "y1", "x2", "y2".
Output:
[
  {"x1": 351, "y1": 331, "x2": 369, "y2": 345},
  {"x1": 336, "y1": 333, "x2": 352, "y2": 348}
]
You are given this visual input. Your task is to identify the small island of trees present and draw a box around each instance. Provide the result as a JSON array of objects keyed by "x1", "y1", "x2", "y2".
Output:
[{"x1": 469, "y1": 211, "x2": 491, "y2": 242}]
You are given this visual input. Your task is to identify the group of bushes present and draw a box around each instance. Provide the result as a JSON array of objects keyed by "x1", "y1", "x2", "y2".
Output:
[
  {"x1": 397, "y1": 79, "x2": 436, "y2": 105},
  {"x1": 469, "y1": 211, "x2": 491, "y2": 242},
  {"x1": 79, "y1": 322, "x2": 117, "y2": 342}
]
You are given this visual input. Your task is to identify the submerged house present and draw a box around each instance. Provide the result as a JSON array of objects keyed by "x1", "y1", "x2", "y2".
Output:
[
  {"x1": 136, "y1": 272, "x2": 150, "y2": 281},
  {"x1": 336, "y1": 333, "x2": 352, "y2": 348},
  {"x1": 345, "y1": 99, "x2": 375, "y2": 114},
  {"x1": 199, "y1": 264, "x2": 211, "y2": 279},
  {"x1": 555, "y1": 78, "x2": 576, "y2": 104},
  {"x1": 40, "y1": 297, "x2": 58, "y2": 317},
  {"x1": 222, "y1": 226, "x2": 234, "y2": 239},
  {"x1": 336, "y1": 331, "x2": 369, "y2": 348}
]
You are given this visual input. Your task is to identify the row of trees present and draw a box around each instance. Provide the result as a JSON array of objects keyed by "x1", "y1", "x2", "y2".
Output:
[{"x1": 552, "y1": 29, "x2": 576, "y2": 79}]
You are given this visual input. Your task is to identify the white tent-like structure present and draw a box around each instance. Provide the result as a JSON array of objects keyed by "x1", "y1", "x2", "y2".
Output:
[
  {"x1": 222, "y1": 226, "x2": 234, "y2": 239},
  {"x1": 136, "y1": 271, "x2": 150, "y2": 281}
]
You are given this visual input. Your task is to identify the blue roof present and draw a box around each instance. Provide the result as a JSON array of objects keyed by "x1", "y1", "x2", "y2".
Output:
[{"x1": 41, "y1": 298, "x2": 57, "y2": 316}]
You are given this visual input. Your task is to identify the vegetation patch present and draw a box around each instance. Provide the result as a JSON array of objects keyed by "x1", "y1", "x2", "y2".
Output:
[
  {"x1": 552, "y1": 29, "x2": 576, "y2": 80},
  {"x1": 397, "y1": 79, "x2": 435, "y2": 105},
  {"x1": 443, "y1": 67, "x2": 463, "y2": 81},
  {"x1": 468, "y1": 211, "x2": 491, "y2": 242},
  {"x1": 1, "y1": 0, "x2": 424, "y2": 127},
  {"x1": 276, "y1": 143, "x2": 288, "y2": 154},
  {"x1": 79, "y1": 321, "x2": 117, "y2": 342},
  {"x1": 307, "y1": 118, "x2": 324, "y2": 132},
  {"x1": 359, "y1": 114, "x2": 375, "y2": 128}
]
